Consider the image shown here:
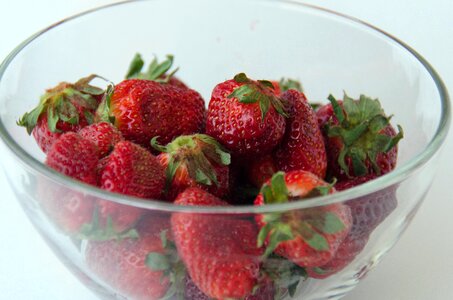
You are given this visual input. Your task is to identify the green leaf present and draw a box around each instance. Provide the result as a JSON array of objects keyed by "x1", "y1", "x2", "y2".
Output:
[
  {"x1": 228, "y1": 84, "x2": 257, "y2": 102},
  {"x1": 322, "y1": 212, "x2": 345, "y2": 234},
  {"x1": 126, "y1": 53, "x2": 145, "y2": 79},
  {"x1": 349, "y1": 147, "x2": 367, "y2": 177},
  {"x1": 263, "y1": 226, "x2": 294, "y2": 258},
  {"x1": 258, "y1": 79, "x2": 274, "y2": 89},
  {"x1": 270, "y1": 171, "x2": 289, "y2": 203},
  {"x1": 47, "y1": 106, "x2": 60, "y2": 133},
  {"x1": 150, "y1": 136, "x2": 168, "y2": 153},
  {"x1": 259, "y1": 95, "x2": 270, "y2": 122},
  {"x1": 305, "y1": 232, "x2": 329, "y2": 251},
  {"x1": 369, "y1": 115, "x2": 390, "y2": 133},
  {"x1": 195, "y1": 169, "x2": 213, "y2": 185},
  {"x1": 233, "y1": 72, "x2": 250, "y2": 83},
  {"x1": 165, "y1": 157, "x2": 181, "y2": 194},
  {"x1": 257, "y1": 223, "x2": 272, "y2": 248},
  {"x1": 95, "y1": 84, "x2": 115, "y2": 124},
  {"x1": 17, "y1": 101, "x2": 46, "y2": 134},
  {"x1": 328, "y1": 94, "x2": 345, "y2": 124},
  {"x1": 279, "y1": 78, "x2": 303, "y2": 92},
  {"x1": 261, "y1": 184, "x2": 274, "y2": 204},
  {"x1": 146, "y1": 252, "x2": 171, "y2": 271},
  {"x1": 384, "y1": 124, "x2": 404, "y2": 152},
  {"x1": 147, "y1": 55, "x2": 174, "y2": 81}
]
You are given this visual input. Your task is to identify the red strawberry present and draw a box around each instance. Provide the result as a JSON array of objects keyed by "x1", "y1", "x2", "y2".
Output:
[
  {"x1": 100, "y1": 141, "x2": 165, "y2": 199},
  {"x1": 317, "y1": 94, "x2": 403, "y2": 180},
  {"x1": 152, "y1": 134, "x2": 231, "y2": 201},
  {"x1": 79, "y1": 122, "x2": 123, "y2": 158},
  {"x1": 124, "y1": 53, "x2": 187, "y2": 89},
  {"x1": 45, "y1": 132, "x2": 99, "y2": 185},
  {"x1": 254, "y1": 171, "x2": 352, "y2": 267},
  {"x1": 18, "y1": 75, "x2": 104, "y2": 153},
  {"x1": 172, "y1": 187, "x2": 263, "y2": 299},
  {"x1": 98, "y1": 141, "x2": 165, "y2": 232},
  {"x1": 274, "y1": 89, "x2": 327, "y2": 178},
  {"x1": 38, "y1": 183, "x2": 95, "y2": 234},
  {"x1": 247, "y1": 154, "x2": 278, "y2": 188},
  {"x1": 100, "y1": 79, "x2": 205, "y2": 149},
  {"x1": 206, "y1": 73, "x2": 287, "y2": 156},
  {"x1": 184, "y1": 274, "x2": 276, "y2": 300},
  {"x1": 85, "y1": 216, "x2": 172, "y2": 300},
  {"x1": 307, "y1": 176, "x2": 398, "y2": 278}
]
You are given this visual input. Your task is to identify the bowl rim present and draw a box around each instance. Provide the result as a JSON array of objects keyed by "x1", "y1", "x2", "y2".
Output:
[{"x1": 0, "y1": 0, "x2": 450, "y2": 214}]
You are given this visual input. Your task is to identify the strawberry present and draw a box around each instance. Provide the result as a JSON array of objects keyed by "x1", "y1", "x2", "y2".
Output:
[
  {"x1": 99, "y1": 140, "x2": 165, "y2": 199},
  {"x1": 151, "y1": 134, "x2": 231, "y2": 201},
  {"x1": 98, "y1": 141, "x2": 165, "y2": 232},
  {"x1": 45, "y1": 132, "x2": 99, "y2": 185},
  {"x1": 171, "y1": 187, "x2": 263, "y2": 299},
  {"x1": 307, "y1": 175, "x2": 398, "y2": 278},
  {"x1": 125, "y1": 53, "x2": 188, "y2": 89},
  {"x1": 274, "y1": 89, "x2": 327, "y2": 178},
  {"x1": 247, "y1": 154, "x2": 278, "y2": 188},
  {"x1": 18, "y1": 75, "x2": 104, "y2": 153},
  {"x1": 317, "y1": 94, "x2": 403, "y2": 180},
  {"x1": 38, "y1": 183, "x2": 95, "y2": 234},
  {"x1": 78, "y1": 121, "x2": 123, "y2": 158},
  {"x1": 206, "y1": 73, "x2": 287, "y2": 156},
  {"x1": 99, "y1": 78, "x2": 205, "y2": 149},
  {"x1": 254, "y1": 171, "x2": 352, "y2": 267},
  {"x1": 85, "y1": 216, "x2": 172, "y2": 300},
  {"x1": 184, "y1": 274, "x2": 276, "y2": 300}
]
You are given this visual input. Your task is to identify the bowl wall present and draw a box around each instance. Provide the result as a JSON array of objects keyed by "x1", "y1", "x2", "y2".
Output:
[{"x1": 0, "y1": 0, "x2": 449, "y2": 299}]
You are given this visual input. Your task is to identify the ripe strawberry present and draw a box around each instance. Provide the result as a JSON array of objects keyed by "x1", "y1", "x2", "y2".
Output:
[
  {"x1": 274, "y1": 89, "x2": 327, "y2": 178},
  {"x1": 247, "y1": 154, "x2": 278, "y2": 188},
  {"x1": 98, "y1": 141, "x2": 165, "y2": 232},
  {"x1": 171, "y1": 187, "x2": 263, "y2": 299},
  {"x1": 85, "y1": 216, "x2": 172, "y2": 300},
  {"x1": 184, "y1": 274, "x2": 276, "y2": 300},
  {"x1": 206, "y1": 73, "x2": 287, "y2": 156},
  {"x1": 99, "y1": 79, "x2": 205, "y2": 149},
  {"x1": 38, "y1": 183, "x2": 95, "y2": 234},
  {"x1": 100, "y1": 141, "x2": 165, "y2": 199},
  {"x1": 152, "y1": 134, "x2": 231, "y2": 201},
  {"x1": 254, "y1": 171, "x2": 352, "y2": 267},
  {"x1": 79, "y1": 122, "x2": 123, "y2": 158},
  {"x1": 45, "y1": 132, "x2": 99, "y2": 185},
  {"x1": 307, "y1": 175, "x2": 398, "y2": 278},
  {"x1": 18, "y1": 75, "x2": 104, "y2": 153},
  {"x1": 317, "y1": 94, "x2": 403, "y2": 180},
  {"x1": 125, "y1": 53, "x2": 188, "y2": 89}
]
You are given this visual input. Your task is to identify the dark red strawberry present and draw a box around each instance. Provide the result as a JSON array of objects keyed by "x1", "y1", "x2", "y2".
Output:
[
  {"x1": 152, "y1": 134, "x2": 231, "y2": 201},
  {"x1": 206, "y1": 73, "x2": 287, "y2": 156},
  {"x1": 100, "y1": 141, "x2": 165, "y2": 199},
  {"x1": 317, "y1": 94, "x2": 403, "y2": 180},
  {"x1": 99, "y1": 79, "x2": 205, "y2": 149},
  {"x1": 274, "y1": 89, "x2": 327, "y2": 178},
  {"x1": 18, "y1": 75, "x2": 104, "y2": 153},
  {"x1": 255, "y1": 171, "x2": 352, "y2": 267},
  {"x1": 45, "y1": 132, "x2": 99, "y2": 185},
  {"x1": 79, "y1": 122, "x2": 123, "y2": 158},
  {"x1": 307, "y1": 176, "x2": 398, "y2": 278},
  {"x1": 125, "y1": 53, "x2": 187, "y2": 89},
  {"x1": 85, "y1": 216, "x2": 172, "y2": 300},
  {"x1": 247, "y1": 154, "x2": 278, "y2": 188},
  {"x1": 172, "y1": 187, "x2": 263, "y2": 299}
]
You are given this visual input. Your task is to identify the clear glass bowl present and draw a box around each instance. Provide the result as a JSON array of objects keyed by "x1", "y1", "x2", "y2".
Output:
[{"x1": 0, "y1": 0, "x2": 450, "y2": 299}]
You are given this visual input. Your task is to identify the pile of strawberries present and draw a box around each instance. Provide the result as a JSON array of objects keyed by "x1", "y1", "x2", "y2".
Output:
[{"x1": 19, "y1": 54, "x2": 403, "y2": 300}]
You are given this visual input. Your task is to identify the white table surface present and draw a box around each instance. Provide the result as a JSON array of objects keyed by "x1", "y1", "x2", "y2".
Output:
[{"x1": 0, "y1": 1, "x2": 452, "y2": 299}]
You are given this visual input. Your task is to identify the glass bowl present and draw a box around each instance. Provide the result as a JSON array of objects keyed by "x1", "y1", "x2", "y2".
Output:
[{"x1": 0, "y1": 0, "x2": 450, "y2": 299}]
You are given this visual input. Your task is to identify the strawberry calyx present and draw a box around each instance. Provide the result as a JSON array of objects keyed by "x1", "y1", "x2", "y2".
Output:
[
  {"x1": 279, "y1": 78, "x2": 303, "y2": 93},
  {"x1": 151, "y1": 134, "x2": 231, "y2": 192},
  {"x1": 17, "y1": 74, "x2": 105, "y2": 134},
  {"x1": 228, "y1": 73, "x2": 288, "y2": 121},
  {"x1": 125, "y1": 53, "x2": 178, "y2": 83},
  {"x1": 326, "y1": 93, "x2": 404, "y2": 177},
  {"x1": 146, "y1": 230, "x2": 186, "y2": 300},
  {"x1": 261, "y1": 253, "x2": 307, "y2": 298},
  {"x1": 94, "y1": 84, "x2": 116, "y2": 124},
  {"x1": 77, "y1": 206, "x2": 139, "y2": 241},
  {"x1": 257, "y1": 172, "x2": 345, "y2": 258}
]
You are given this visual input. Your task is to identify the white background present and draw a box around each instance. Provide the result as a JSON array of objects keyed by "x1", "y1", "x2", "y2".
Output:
[{"x1": 0, "y1": 1, "x2": 452, "y2": 299}]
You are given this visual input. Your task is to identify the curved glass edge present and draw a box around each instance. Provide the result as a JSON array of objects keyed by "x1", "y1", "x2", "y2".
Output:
[{"x1": 0, "y1": 0, "x2": 450, "y2": 214}]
